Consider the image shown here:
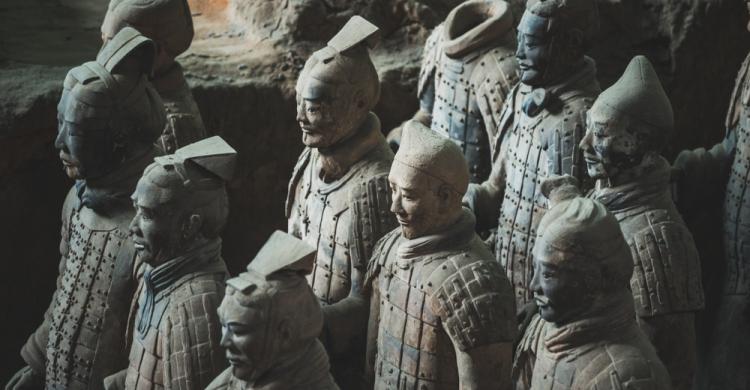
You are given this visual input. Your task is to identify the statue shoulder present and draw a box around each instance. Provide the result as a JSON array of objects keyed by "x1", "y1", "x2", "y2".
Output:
[
  {"x1": 628, "y1": 209, "x2": 704, "y2": 316},
  {"x1": 418, "y1": 24, "x2": 445, "y2": 99},
  {"x1": 204, "y1": 368, "x2": 234, "y2": 390},
  {"x1": 425, "y1": 242, "x2": 517, "y2": 351},
  {"x1": 348, "y1": 172, "x2": 399, "y2": 268},
  {"x1": 581, "y1": 342, "x2": 671, "y2": 390}
]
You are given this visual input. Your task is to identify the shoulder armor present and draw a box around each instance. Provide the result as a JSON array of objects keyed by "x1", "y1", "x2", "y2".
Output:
[
  {"x1": 204, "y1": 368, "x2": 233, "y2": 390},
  {"x1": 285, "y1": 147, "x2": 312, "y2": 218},
  {"x1": 627, "y1": 210, "x2": 704, "y2": 316},
  {"x1": 349, "y1": 173, "x2": 398, "y2": 269},
  {"x1": 726, "y1": 52, "x2": 750, "y2": 130},
  {"x1": 512, "y1": 313, "x2": 546, "y2": 389},
  {"x1": 425, "y1": 252, "x2": 517, "y2": 351},
  {"x1": 59, "y1": 186, "x2": 79, "y2": 256},
  {"x1": 418, "y1": 24, "x2": 445, "y2": 100},
  {"x1": 471, "y1": 46, "x2": 519, "y2": 143},
  {"x1": 540, "y1": 96, "x2": 593, "y2": 180},
  {"x1": 583, "y1": 344, "x2": 669, "y2": 390},
  {"x1": 364, "y1": 227, "x2": 401, "y2": 291},
  {"x1": 163, "y1": 282, "x2": 226, "y2": 389}
]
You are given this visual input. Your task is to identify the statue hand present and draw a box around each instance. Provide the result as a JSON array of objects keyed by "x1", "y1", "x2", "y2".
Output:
[{"x1": 5, "y1": 366, "x2": 42, "y2": 390}]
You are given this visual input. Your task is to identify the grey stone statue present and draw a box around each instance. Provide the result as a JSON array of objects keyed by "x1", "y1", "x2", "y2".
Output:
[
  {"x1": 463, "y1": 0, "x2": 601, "y2": 307},
  {"x1": 390, "y1": 0, "x2": 519, "y2": 183},
  {"x1": 365, "y1": 120, "x2": 517, "y2": 389},
  {"x1": 672, "y1": 5, "x2": 750, "y2": 388},
  {"x1": 582, "y1": 55, "x2": 704, "y2": 389},
  {"x1": 102, "y1": 0, "x2": 207, "y2": 154},
  {"x1": 513, "y1": 179, "x2": 672, "y2": 390},
  {"x1": 205, "y1": 231, "x2": 339, "y2": 390},
  {"x1": 102, "y1": 136, "x2": 236, "y2": 390},
  {"x1": 6, "y1": 28, "x2": 165, "y2": 390},
  {"x1": 286, "y1": 15, "x2": 398, "y2": 389}
]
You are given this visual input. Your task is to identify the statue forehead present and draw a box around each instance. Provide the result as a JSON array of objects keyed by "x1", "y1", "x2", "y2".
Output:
[
  {"x1": 132, "y1": 175, "x2": 171, "y2": 208},
  {"x1": 218, "y1": 294, "x2": 266, "y2": 325},
  {"x1": 389, "y1": 161, "x2": 434, "y2": 192},
  {"x1": 518, "y1": 10, "x2": 550, "y2": 36},
  {"x1": 298, "y1": 74, "x2": 341, "y2": 101},
  {"x1": 587, "y1": 103, "x2": 628, "y2": 127},
  {"x1": 533, "y1": 237, "x2": 581, "y2": 267}
]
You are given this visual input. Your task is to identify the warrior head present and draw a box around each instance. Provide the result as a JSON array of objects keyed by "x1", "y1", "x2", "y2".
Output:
[
  {"x1": 218, "y1": 232, "x2": 323, "y2": 384},
  {"x1": 516, "y1": 0, "x2": 599, "y2": 87},
  {"x1": 580, "y1": 55, "x2": 672, "y2": 185},
  {"x1": 129, "y1": 136, "x2": 235, "y2": 266},
  {"x1": 530, "y1": 176, "x2": 632, "y2": 325},
  {"x1": 389, "y1": 120, "x2": 470, "y2": 239},
  {"x1": 55, "y1": 27, "x2": 165, "y2": 181},
  {"x1": 101, "y1": 0, "x2": 194, "y2": 75},
  {"x1": 295, "y1": 16, "x2": 381, "y2": 149}
]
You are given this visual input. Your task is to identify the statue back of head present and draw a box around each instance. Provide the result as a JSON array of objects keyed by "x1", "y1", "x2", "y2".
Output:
[
  {"x1": 55, "y1": 27, "x2": 166, "y2": 180},
  {"x1": 531, "y1": 176, "x2": 632, "y2": 324},
  {"x1": 131, "y1": 136, "x2": 236, "y2": 265},
  {"x1": 389, "y1": 120, "x2": 470, "y2": 239},
  {"x1": 582, "y1": 55, "x2": 672, "y2": 181},
  {"x1": 218, "y1": 232, "x2": 323, "y2": 384},
  {"x1": 295, "y1": 16, "x2": 381, "y2": 148},
  {"x1": 101, "y1": 0, "x2": 194, "y2": 61}
]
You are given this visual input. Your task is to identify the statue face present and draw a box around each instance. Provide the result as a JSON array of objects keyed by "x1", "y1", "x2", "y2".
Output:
[
  {"x1": 218, "y1": 296, "x2": 271, "y2": 383},
  {"x1": 516, "y1": 11, "x2": 555, "y2": 87},
  {"x1": 580, "y1": 106, "x2": 641, "y2": 181},
  {"x1": 129, "y1": 178, "x2": 191, "y2": 266},
  {"x1": 516, "y1": 10, "x2": 582, "y2": 87},
  {"x1": 389, "y1": 165, "x2": 454, "y2": 239},
  {"x1": 55, "y1": 100, "x2": 116, "y2": 180},
  {"x1": 295, "y1": 75, "x2": 363, "y2": 149},
  {"x1": 531, "y1": 240, "x2": 595, "y2": 324}
]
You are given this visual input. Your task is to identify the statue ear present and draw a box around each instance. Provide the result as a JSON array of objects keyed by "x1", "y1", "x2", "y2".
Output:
[
  {"x1": 276, "y1": 318, "x2": 292, "y2": 344},
  {"x1": 563, "y1": 28, "x2": 584, "y2": 61},
  {"x1": 182, "y1": 214, "x2": 203, "y2": 240},
  {"x1": 436, "y1": 183, "x2": 454, "y2": 207}
]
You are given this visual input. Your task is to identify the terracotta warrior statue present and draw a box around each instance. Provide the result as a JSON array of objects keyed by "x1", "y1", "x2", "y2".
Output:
[
  {"x1": 389, "y1": 0, "x2": 519, "y2": 183},
  {"x1": 463, "y1": 0, "x2": 601, "y2": 307},
  {"x1": 206, "y1": 231, "x2": 339, "y2": 390},
  {"x1": 286, "y1": 15, "x2": 397, "y2": 389},
  {"x1": 6, "y1": 28, "x2": 165, "y2": 390},
  {"x1": 671, "y1": 5, "x2": 750, "y2": 387},
  {"x1": 101, "y1": 136, "x2": 235, "y2": 389},
  {"x1": 102, "y1": 0, "x2": 207, "y2": 154},
  {"x1": 513, "y1": 179, "x2": 671, "y2": 389},
  {"x1": 365, "y1": 120, "x2": 517, "y2": 389},
  {"x1": 581, "y1": 55, "x2": 704, "y2": 389}
]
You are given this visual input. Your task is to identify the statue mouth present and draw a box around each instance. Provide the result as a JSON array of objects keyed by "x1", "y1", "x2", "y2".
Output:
[{"x1": 534, "y1": 294, "x2": 550, "y2": 307}]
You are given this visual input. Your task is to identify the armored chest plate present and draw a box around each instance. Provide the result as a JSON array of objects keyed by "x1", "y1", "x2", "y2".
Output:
[
  {"x1": 125, "y1": 290, "x2": 170, "y2": 390},
  {"x1": 291, "y1": 164, "x2": 355, "y2": 305},
  {"x1": 374, "y1": 250, "x2": 459, "y2": 390},
  {"x1": 496, "y1": 103, "x2": 549, "y2": 307},
  {"x1": 431, "y1": 52, "x2": 490, "y2": 183},
  {"x1": 724, "y1": 77, "x2": 750, "y2": 295},
  {"x1": 46, "y1": 206, "x2": 133, "y2": 390}
]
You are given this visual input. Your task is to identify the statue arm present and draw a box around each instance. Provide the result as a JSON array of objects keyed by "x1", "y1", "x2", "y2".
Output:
[
  {"x1": 102, "y1": 369, "x2": 128, "y2": 390},
  {"x1": 387, "y1": 25, "x2": 442, "y2": 150},
  {"x1": 17, "y1": 187, "x2": 77, "y2": 381},
  {"x1": 456, "y1": 342, "x2": 514, "y2": 390},
  {"x1": 163, "y1": 282, "x2": 227, "y2": 390},
  {"x1": 321, "y1": 174, "x2": 397, "y2": 356},
  {"x1": 319, "y1": 265, "x2": 370, "y2": 356},
  {"x1": 429, "y1": 258, "x2": 517, "y2": 389},
  {"x1": 672, "y1": 129, "x2": 736, "y2": 212},
  {"x1": 464, "y1": 158, "x2": 506, "y2": 231}
]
